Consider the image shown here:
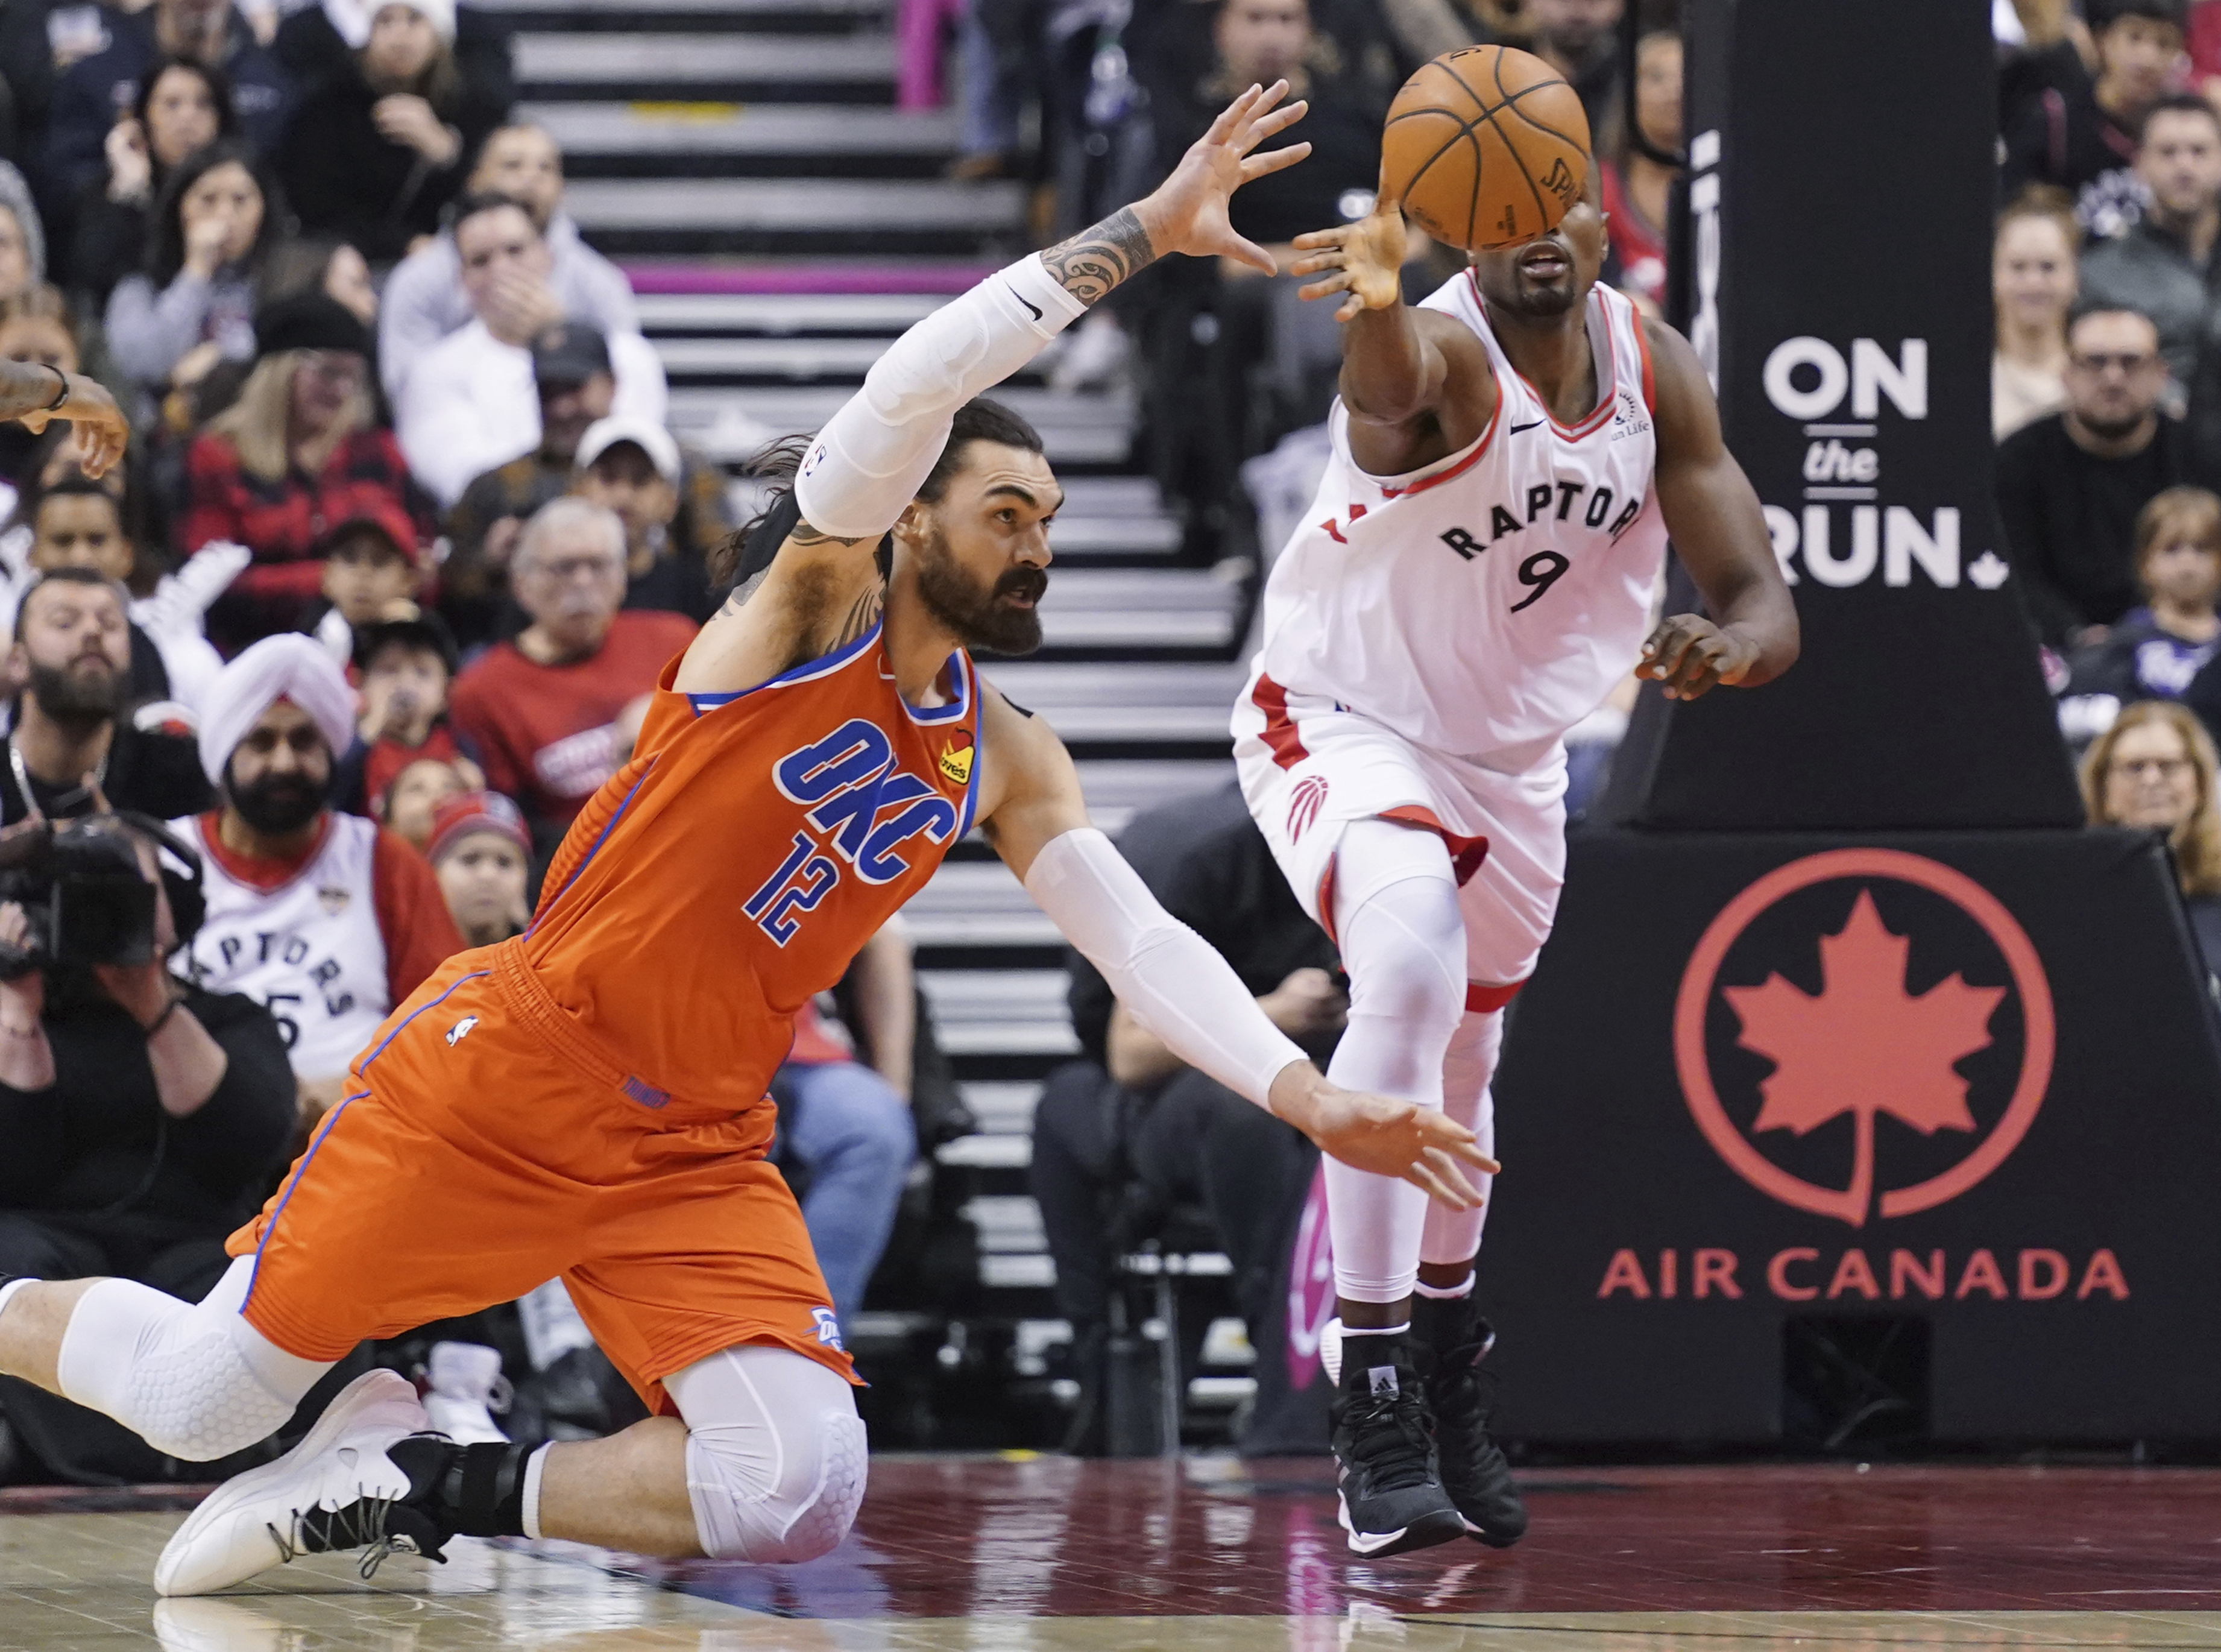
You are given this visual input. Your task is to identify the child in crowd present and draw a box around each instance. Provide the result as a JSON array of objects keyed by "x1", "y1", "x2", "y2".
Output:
[
  {"x1": 426, "y1": 789, "x2": 532, "y2": 948},
  {"x1": 304, "y1": 503, "x2": 429, "y2": 663},
  {"x1": 2065, "y1": 488, "x2": 2221, "y2": 737},
  {"x1": 337, "y1": 611, "x2": 473, "y2": 816},
  {"x1": 373, "y1": 754, "x2": 479, "y2": 852}
]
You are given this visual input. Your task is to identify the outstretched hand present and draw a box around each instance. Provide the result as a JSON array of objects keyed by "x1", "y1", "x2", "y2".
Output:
[
  {"x1": 1269, "y1": 1062, "x2": 1498, "y2": 1208},
  {"x1": 20, "y1": 374, "x2": 127, "y2": 479},
  {"x1": 1291, "y1": 177, "x2": 1410, "y2": 321},
  {"x1": 1134, "y1": 81, "x2": 1311, "y2": 274}
]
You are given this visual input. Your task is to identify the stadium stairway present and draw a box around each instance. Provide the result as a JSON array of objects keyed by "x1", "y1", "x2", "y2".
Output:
[{"x1": 483, "y1": 0, "x2": 1254, "y2": 1442}]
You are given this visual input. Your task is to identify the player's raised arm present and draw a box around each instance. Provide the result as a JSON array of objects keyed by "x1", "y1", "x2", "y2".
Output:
[
  {"x1": 677, "y1": 84, "x2": 1311, "y2": 694},
  {"x1": 972, "y1": 689, "x2": 1496, "y2": 1208},
  {"x1": 1635, "y1": 319, "x2": 1801, "y2": 701},
  {"x1": 1290, "y1": 181, "x2": 1496, "y2": 458}
]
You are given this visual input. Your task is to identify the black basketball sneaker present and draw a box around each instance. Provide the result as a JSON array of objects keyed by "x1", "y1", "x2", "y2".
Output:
[
  {"x1": 1412, "y1": 1293, "x2": 1528, "y2": 1547},
  {"x1": 1329, "y1": 1327, "x2": 1466, "y2": 1557}
]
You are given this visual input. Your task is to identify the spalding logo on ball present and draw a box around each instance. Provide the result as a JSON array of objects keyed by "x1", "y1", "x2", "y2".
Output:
[{"x1": 1382, "y1": 45, "x2": 1592, "y2": 251}]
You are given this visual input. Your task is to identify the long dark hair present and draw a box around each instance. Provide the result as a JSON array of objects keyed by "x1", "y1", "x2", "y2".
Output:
[
  {"x1": 145, "y1": 140, "x2": 286, "y2": 286},
  {"x1": 711, "y1": 397, "x2": 1045, "y2": 590},
  {"x1": 134, "y1": 54, "x2": 238, "y2": 181}
]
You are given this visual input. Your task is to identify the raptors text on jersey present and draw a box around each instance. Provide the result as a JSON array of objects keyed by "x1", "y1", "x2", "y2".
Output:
[{"x1": 1255, "y1": 276, "x2": 1671, "y2": 766}]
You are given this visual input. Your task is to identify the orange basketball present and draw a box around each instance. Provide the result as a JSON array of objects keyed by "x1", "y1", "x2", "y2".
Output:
[{"x1": 1381, "y1": 46, "x2": 1592, "y2": 252}]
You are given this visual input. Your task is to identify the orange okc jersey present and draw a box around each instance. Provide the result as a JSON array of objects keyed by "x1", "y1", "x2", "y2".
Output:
[{"x1": 523, "y1": 622, "x2": 981, "y2": 1113}]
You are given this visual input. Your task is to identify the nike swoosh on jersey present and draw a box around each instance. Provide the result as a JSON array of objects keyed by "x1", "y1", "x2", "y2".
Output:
[{"x1": 1509, "y1": 419, "x2": 1547, "y2": 434}]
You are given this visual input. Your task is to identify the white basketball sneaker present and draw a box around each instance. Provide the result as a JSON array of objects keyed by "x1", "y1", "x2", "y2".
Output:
[
  {"x1": 420, "y1": 1341, "x2": 511, "y2": 1445},
  {"x1": 154, "y1": 1369, "x2": 450, "y2": 1597}
]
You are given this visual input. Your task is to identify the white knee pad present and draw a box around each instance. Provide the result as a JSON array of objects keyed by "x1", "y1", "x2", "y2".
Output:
[
  {"x1": 54, "y1": 1260, "x2": 325, "y2": 1461},
  {"x1": 667, "y1": 1346, "x2": 867, "y2": 1565}
]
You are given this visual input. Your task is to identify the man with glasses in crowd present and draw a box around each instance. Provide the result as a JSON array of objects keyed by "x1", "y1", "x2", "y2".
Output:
[
  {"x1": 1998, "y1": 304, "x2": 2190, "y2": 647},
  {"x1": 446, "y1": 497, "x2": 695, "y2": 854}
]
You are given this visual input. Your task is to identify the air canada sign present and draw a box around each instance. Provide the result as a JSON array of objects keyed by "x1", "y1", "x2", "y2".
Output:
[{"x1": 1592, "y1": 850, "x2": 2129, "y2": 1308}]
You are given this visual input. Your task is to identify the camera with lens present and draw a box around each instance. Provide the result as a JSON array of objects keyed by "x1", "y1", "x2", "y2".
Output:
[{"x1": 0, "y1": 812, "x2": 203, "y2": 979}]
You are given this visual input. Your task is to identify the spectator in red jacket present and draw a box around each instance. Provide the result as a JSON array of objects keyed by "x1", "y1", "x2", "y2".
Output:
[
  {"x1": 181, "y1": 292, "x2": 436, "y2": 652},
  {"x1": 446, "y1": 497, "x2": 694, "y2": 846}
]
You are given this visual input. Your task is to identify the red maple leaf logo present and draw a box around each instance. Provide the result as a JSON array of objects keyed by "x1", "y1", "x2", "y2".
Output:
[{"x1": 1722, "y1": 889, "x2": 2003, "y2": 1226}]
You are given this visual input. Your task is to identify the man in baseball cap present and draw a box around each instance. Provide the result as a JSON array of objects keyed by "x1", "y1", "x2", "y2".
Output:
[{"x1": 573, "y1": 413, "x2": 733, "y2": 622}]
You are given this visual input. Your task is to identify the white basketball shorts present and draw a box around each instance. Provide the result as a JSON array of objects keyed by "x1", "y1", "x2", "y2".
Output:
[{"x1": 1232, "y1": 663, "x2": 1568, "y2": 1003}]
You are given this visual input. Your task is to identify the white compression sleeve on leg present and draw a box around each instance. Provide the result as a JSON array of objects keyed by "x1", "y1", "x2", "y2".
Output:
[
  {"x1": 1320, "y1": 819, "x2": 1468, "y2": 1305},
  {"x1": 1024, "y1": 827, "x2": 1308, "y2": 1108},
  {"x1": 1420, "y1": 1009, "x2": 1502, "y2": 1267},
  {"x1": 794, "y1": 254, "x2": 1087, "y2": 541},
  {"x1": 667, "y1": 1346, "x2": 868, "y2": 1564},
  {"x1": 54, "y1": 1257, "x2": 327, "y2": 1461}
]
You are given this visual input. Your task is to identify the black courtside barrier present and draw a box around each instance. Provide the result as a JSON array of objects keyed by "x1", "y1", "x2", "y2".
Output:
[{"x1": 1482, "y1": 0, "x2": 2221, "y2": 1444}]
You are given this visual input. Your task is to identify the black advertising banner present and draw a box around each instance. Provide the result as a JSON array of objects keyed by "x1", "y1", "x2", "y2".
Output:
[
  {"x1": 1484, "y1": 831, "x2": 2221, "y2": 1442},
  {"x1": 1601, "y1": 0, "x2": 2082, "y2": 831}
]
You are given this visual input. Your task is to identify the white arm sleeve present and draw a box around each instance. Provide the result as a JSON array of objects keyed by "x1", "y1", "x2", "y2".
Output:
[
  {"x1": 1025, "y1": 828, "x2": 1308, "y2": 1110},
  {"x1": 793, "y1": 254, "x2": 1088, "y2": 540}
]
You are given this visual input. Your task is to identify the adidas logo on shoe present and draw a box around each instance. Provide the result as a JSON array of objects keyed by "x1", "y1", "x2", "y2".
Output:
[{"x1": 1369, "y1": 1366, "x2": 1398, "y2": 1395}]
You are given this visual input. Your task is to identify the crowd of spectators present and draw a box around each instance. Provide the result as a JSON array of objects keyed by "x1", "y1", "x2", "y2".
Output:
[{"x1": 0, "y1": 0, "x2": 829, "y2": 1482}]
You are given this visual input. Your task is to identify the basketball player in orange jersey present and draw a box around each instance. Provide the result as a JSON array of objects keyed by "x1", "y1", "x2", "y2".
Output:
[
  {"x1": 1241, "y1": 163, "x2": 1800, "y2": 1557},
  {"x1": 0, "y1": 83, "x2": 1495, "y2": 1597}
]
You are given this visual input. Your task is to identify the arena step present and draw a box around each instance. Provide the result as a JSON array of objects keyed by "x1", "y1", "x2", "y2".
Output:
[
  {"x1": 975, "y1": 662, "x2": 1249, "y2": 747},
  {"x1": 919, "y1": 968, "x2": 1076, "y2": 1058},
  {"x1": 636, "y1": 292, "x2": 950, "y2": 333},
  {"x1": 564, "y1": 177, "x2": 1022, "y2": 255},
  {"x1": 525, "y1": 101, "x2": 960, "y2": 178},
  {"x1": 516, "y1": 33, "x2": 899, "y2": 104},
  {"x1": 480, "y1": 0, "x2": 885, "y2": 23},
  {"x1": 670, "y1": 388, "x2": 1132, "y2": 467}
]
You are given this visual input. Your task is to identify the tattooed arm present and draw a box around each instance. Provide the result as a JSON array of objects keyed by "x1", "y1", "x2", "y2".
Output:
[{"x1": 675, "y1": 85, "x2": 1311, "y2": 695}]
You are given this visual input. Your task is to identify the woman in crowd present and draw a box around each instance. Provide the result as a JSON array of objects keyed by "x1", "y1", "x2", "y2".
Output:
[
  {"x1": 426, "y1": 789, "x2": 532, "y2": 948},
  {"x1": 278, "y1": 0, "x2": 509, "y2": 265},
  {"x1": 70, "y1": 57, "x2": 235, "y2": 303},
  {"x1": 2082, "y1": 699, "x2": 2221, "y2": 971},
  {"x1": 2067, "y1": 487, "x2": 2221, "y2": 714},
  {"x1": 1993, "y1": 191, "x2": 2078, "y2": 441},
  {"x1": 1599, "y1": 29, "x2": 1680, "y2": 316},
  {"x1": 105, "y1": 142, "x2": 285, "y2": 410},
  {"x1": 180, "y1": 292, "x2": 432, "y2": 649}
]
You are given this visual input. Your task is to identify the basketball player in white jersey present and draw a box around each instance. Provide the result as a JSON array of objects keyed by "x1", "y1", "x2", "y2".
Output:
[{"x1": 1242, "y1": 168, "x2": 1799, "y2": 1557}]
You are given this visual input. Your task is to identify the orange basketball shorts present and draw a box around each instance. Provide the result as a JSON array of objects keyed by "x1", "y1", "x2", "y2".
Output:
[{"x1": 225, "y1": 942, "x2": 856, "y2": 1413}]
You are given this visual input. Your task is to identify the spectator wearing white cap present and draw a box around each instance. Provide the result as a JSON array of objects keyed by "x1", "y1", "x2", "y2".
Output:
[
  {"x1": 173, "y1": 633, "x2": 462, "y2": 1126},
  {"x1": 273, "y1": 0, "x2": 510, "y2": 264},
  {"x1": 380, "y1": 122, "x2": 637, "y2": 403},
  {"x1": 395, "y1": 198, "x2": 667, "y2": 508},
  {"x1": 572, "y1": 414, "x2": 734, "y2": 623}
]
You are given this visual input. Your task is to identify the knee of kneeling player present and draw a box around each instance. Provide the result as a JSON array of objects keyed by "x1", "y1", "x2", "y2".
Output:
[{"x1": 687, "y1": 1408, "x2": 868, "y2": 1563}]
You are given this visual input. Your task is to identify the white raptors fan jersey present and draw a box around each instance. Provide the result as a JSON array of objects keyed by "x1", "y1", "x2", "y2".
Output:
[
  {"x1": 175, "y1": 813, "x2": 391, "y2": 1079},
  {"x1": 1253, "y1": 274, "x2": 1669, "y2": 765}
]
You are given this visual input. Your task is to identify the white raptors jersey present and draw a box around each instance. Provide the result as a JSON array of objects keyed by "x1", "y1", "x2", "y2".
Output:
[
  {"x1": 175, "y1": 813, "x2": 391, "y2": 1079},
  {"x1": 1252, "y1": 276, "x2": 1669, "y2": 766}
]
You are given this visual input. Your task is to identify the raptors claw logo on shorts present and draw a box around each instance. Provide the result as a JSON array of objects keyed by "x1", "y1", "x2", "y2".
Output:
[{"x1": 1288, "y1": 774, "x2": 1330, "y2": 842}]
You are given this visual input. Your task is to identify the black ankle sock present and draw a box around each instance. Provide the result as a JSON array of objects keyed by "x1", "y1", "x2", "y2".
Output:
[
  {"x1": 1341, "y1": 1327, "x2": 1411, "y2": 1392},
  {"x1": 424, "y1": 1440, "x2": 537, "y2": 1537}
]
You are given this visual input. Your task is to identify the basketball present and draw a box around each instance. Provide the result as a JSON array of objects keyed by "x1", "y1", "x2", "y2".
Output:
[{"x1": 1381, "y1": 46, "x2": 1593, "y2": 252}]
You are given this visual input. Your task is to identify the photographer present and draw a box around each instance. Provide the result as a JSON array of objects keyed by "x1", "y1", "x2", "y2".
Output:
[
  {"x1": 0, "y1": 813, "x2": 294, "y2": 1483},
  {"x1": 1, "y1": 570, "x2": 212, "y2": 828}
]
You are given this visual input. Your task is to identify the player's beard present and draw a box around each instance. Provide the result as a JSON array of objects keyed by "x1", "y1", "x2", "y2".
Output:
[
  {"x1": 912, "y1": 520, "x2": 1048, "y2": 656},
  {"x1": 27, "y1": 655, "x2": 124, "y2": 728},
  {"x1": 226, "y1": 761, "x2": 332, "y2": 837}
]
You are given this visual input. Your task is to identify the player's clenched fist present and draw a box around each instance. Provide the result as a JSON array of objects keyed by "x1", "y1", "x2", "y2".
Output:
[
  {"x1": 1637, "y1": 613, "x2": 1763, "y2": 701},
  {"x1": 1267, "y1": 1062, "x2": 1498, "y2": 1207}
]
